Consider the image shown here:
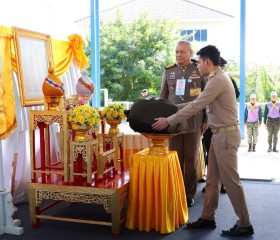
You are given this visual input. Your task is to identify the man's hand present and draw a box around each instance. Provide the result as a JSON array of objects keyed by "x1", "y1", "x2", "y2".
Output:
[
  {"x1": 201, "y1": 122, "x2": 208, "y2": 135},
  {"x1": 152, "y1": 117, "x2": 169, "y2": 131}
]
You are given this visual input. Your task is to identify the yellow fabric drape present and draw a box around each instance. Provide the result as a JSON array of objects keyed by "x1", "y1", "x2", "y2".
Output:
[
  {"x1": 0, "y1": 26, "x2": 89, "y2": 137},
  {"x1": 125, "y1": 149, "x2": 188, "y2": 234},
  {"x1": 52, "y1": 39, "x2": 75, "y2": 77},
  {"x1": 1, "y1": 26, "x2": 88, "y2": 78},
  {"x1": 67, "y1": 34, "x2": 89, "y2": 70},
  {"x1": 0, "y1": 33, "x2": 17, "y2": 140}
]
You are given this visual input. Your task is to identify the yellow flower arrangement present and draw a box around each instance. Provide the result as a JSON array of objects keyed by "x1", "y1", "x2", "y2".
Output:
[
  {"x1": 68, "y1": 104, "x2": 101, "y2": 128},
  {"x1": 101, "y1": 103, "x2": 126, "y2": 121}
]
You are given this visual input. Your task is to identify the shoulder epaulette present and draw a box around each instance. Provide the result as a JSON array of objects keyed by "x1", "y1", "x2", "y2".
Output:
[
  {"x1": 191, "y1": 59, "x2": 198, "y2": 65},
  {"x1": 165, "y1": 63, "x2": 176, "y2": 69}
]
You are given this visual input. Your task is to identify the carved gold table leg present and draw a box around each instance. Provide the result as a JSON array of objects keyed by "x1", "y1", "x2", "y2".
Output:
[{"x1": 28, "y1": 184, "x2": 39, "y2": 227}]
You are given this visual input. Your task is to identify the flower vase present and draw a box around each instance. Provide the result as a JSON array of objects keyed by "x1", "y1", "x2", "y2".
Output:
[
  {"x1": 106, "y1": 119, "x2": 122, "y2": 134},
  {"x1": 72, "y1": 124, "x2": 89, "y2": 142}
]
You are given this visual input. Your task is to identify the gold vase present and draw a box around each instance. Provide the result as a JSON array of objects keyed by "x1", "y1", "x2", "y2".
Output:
[
  {"x1": 71, "y1": 124, "x2": 89, "y2": 142},
  {"x1": 106, "y1": 119, "x2": 122, "y2": 134},
  {"x1": 141, "y1": 133, "x2": 178, "y2": 155}
]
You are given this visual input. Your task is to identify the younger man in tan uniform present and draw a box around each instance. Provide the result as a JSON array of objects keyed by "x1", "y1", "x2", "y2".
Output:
[{"x1": 152, "y1": 45, "x2": 254, "y2": 237}]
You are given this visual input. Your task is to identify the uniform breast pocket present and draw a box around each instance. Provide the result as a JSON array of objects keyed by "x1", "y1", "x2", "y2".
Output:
[{"x1": 168, "y1": 80, "x2": 176, "y2": 93}]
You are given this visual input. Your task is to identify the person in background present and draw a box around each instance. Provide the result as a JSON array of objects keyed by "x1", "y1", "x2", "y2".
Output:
[
  {"x1": 160, "y1": 40, "x2": 208, "y2": 207},
  {"x1": 152, "y1": 45, "x2": 254, "y2": 237},
  {"x1": 244, "y1": 94, "x2": 262, "y2": 152},
  {"x1": 140, "y1": 89, "x2": 149, "y2": 97},
  {"x1": 264, "y1": 91, "x2": 280, "y2": 152},
  {"x1": 201, "y1": 56, "x2": 240, "y2": 194}
]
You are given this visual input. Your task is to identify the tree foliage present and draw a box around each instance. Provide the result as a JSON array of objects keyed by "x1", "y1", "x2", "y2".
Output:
[
  {"x1": 85, "y1": 13, "x2": 280, "y2": 103},
  {"x1": 93, "y1": 13, "x2": 179, "y2": 101},
  {"x1": 224, "y1": 62, "x2": 280, "y2": 103},
  {"x1": 242, "y1": 63, "x2": 280, "y2": 102}
]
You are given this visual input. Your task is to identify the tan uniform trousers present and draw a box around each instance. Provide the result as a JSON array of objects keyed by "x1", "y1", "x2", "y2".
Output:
[
  {"x1": 169, "y1": 131, "x2": 201, "y2": 199},
  {"x1": 201, "y1": 128, "x2": 251, "y2": 227}
]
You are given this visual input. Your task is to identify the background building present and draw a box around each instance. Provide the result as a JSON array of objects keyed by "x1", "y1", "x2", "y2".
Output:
[{"x1": 75, "y1": 0, "x2": 239, "y2": 61}]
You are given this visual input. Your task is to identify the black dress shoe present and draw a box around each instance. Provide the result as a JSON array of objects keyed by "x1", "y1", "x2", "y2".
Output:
[
  {"x1": 187, "y1": 198, "x2": 194, "y2": 207},
  {"x1": 202, "y1": 186, "x2": 206, "y2": 193},
  {"x1": 220, "y1": 185, "x2": 227, "y2": 194},
  {"x1": 187, "y1": 218, "x2": 216, "y2": 229},
  {"x1": 222, "y1": 224, "x2": 254, "y2": 236}
]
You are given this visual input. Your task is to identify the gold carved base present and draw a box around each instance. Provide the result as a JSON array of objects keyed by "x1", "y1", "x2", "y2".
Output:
[
  {"x1": 141, "y1": 133, "x2": 178, "y2": 155},
  {"x1": 45, "y1": 96, "x2": 62, "y2": 111},
  {"x1": 106, "y1": 119, "x2": 122, "y2": 135},
  {"x1": 71, "y1": 124, "x2": 89, "y2": 142}
]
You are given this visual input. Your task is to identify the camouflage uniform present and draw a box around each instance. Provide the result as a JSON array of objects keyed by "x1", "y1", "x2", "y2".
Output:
[
  {"x1": 264, "y1": 101, "x2": 280, "y2": 152},
  {"x1": 244, "y1": 103, "x2": 262, "y2": 151}
]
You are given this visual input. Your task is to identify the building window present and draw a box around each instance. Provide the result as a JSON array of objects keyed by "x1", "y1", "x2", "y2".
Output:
[{"x1": 181, "y1": 29, "x2": 207, "y2": 42}]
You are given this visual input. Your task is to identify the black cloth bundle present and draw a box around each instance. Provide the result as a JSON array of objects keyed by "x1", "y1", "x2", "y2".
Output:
[{"x1": 125, "y1": 97, "x2": 187, "y2": 134}]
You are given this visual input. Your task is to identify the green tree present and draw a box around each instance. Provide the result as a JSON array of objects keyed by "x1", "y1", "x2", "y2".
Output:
[
  {"x1": 91, "y1": 13, "x2": 179, "y2": 101},
  {"x1": 244, "y1": 63, "x2": 280, "y2": 102}
]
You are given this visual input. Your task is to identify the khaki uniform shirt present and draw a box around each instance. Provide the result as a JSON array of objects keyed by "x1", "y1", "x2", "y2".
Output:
[
  {"x1": 160, "y1": 62, "x2": 207, "y2": 133},
  {"x1": 167, "y1": 67, "x2": 238, "y2": 128}
]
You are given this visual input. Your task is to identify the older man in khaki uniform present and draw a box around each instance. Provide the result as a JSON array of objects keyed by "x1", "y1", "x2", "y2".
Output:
[
  {"x1": 160, "y1": 40, "x2": 207, "y2": 207},
  {"x1": 153, "y1": 45, "x2": 254, "y2": 237}
]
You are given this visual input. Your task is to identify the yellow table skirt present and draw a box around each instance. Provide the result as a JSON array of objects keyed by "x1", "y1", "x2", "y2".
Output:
[
  {"x1": 123, "y1": 133, "x2": 149, "y2": 168},
  {"x1": 125, "y1": 148, "x2": 188, "y2": 234}
]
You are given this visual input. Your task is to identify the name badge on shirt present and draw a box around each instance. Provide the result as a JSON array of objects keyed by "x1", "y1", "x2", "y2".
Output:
[
  {"x1": 175, "y1": 78, "x2": 186, "y2": 96},
  {"x1": 190, "y1": 88, "x2": 201, "y2": 96}
]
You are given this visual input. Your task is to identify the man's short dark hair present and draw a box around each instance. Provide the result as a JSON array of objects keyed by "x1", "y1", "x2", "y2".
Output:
[{"x1": 197, "y1": 45, "x2": 220, "y2": 66}]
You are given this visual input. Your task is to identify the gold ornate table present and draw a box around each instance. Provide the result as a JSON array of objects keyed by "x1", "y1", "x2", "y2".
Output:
[
  {"x1": 28, "y1": 171, "x2": 129, "y2": 236},
  {"x1": 69, "y1": 140, "x2": 98, "y2": 185},
  {"x1": 125, "y1": 148, "x2": 188, "y2": 234},
  {"x1": 29, "y1": 110, "x2": 69, "y2": 183}
]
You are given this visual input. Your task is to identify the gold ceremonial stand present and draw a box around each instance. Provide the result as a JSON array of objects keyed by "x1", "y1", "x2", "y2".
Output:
[
  {"x1": 28, "y1": 172, "x2": 129, "y2": 237},
  {"x1": 29, "y1": 110, "x2": 69, "y2": 183},
  {"x1": 97, "y1": 132, "x2": 124, "y2": 179},
  {"x1": 69, "y1": 140, "x2": 98, "y2": 185},
  {"x1": 28, "y1": 99, "x2": 130, "y2": 236}
]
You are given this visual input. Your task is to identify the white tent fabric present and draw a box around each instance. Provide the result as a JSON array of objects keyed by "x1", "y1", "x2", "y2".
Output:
[{"x1": 1, "y1": 61, "x2": 80, "y2": 204}]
